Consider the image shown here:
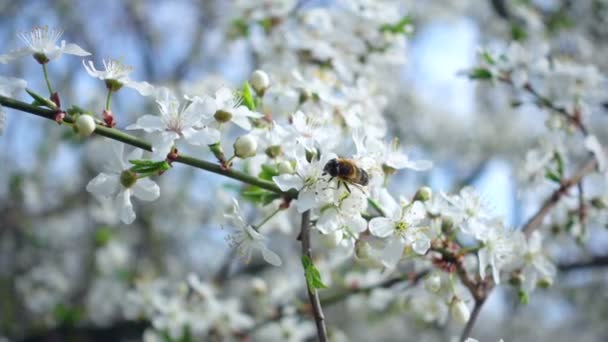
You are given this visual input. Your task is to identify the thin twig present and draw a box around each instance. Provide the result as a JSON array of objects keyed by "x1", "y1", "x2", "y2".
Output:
[
  {"x1": 522, "y1": 155, "x2": 598, "y2": 237},
  {"x1": 459, "y1": 298, "x2": 485, "y2": 342},
  {"x1": 300, "y1": 210, "x2": 328, "y2": 342},
  {"x1": 558, "y1": 255, "x2": 608, "y2": 271},
  {"x1": 0, "y1": 95, "x2": 297, "y2": 198}
]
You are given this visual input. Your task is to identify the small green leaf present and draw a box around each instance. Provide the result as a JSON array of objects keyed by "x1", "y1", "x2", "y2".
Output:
[
  {"x1": 481, "y1": 51, "x2": 495, "y2": 65},
  {"x1": 230, "y1": 18, "x2": 249, "y2": 37},
  {"x1": 94, "y1": 227, "x2": 113, "y2": 246},
  {"x1": 53, "y1": 303, "x2": 81, "y2": 325},
  {"x1": 241, "y1": 81, "x2": 256, "y2": 110},
  {"x1": 129, "y1": 160, "x2": 171, "y2": 174},
  {"x1": 545, "y1": 169, "x2": 561, "y2": 183},
  {"x1": 517, "y1": 290, "x2": 529, "y2": 304},
  {"x1": 259, "y1": 17, "x2": 274, "y2": 33},
  {"x1": 554, "y1": 152, "x2": 564, "y2": 178},
  {"x1": 511, "y1": 24, "x2": 527, "y2": 41},
  {"x1": 469, "y1": 68, "x2": 493, "y2": 80},
  {"x1": 242, "y1": 186, "x2": 280, "y2": 205},
  {"x1": 258, "y1": 164, "x2": 279, "y2": 181},
  {"x1": 379, "y1": 15, "x2": 413, "y2": 35},
  {"x1": 26, "y1": 89, "x2": 57, "y2": 109},
  {"x1": 301, "y1": 255, "x2": 328, "y2": 289}
]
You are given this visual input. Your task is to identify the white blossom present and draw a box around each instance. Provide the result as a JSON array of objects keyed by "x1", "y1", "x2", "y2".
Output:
[
  {"x1": 83, "y1": 58, "x2": 155, "y2": 96},
  {"x1": 127, "y1": 87, "x2": 220, "y2": 159},
  {"x1": 0, "y1": 26, "x2": 90, "y2": 64},
  {"x1": 86, "y1": 140, "x2": 160, "y2": 224},
  {"x1": 225, "y1": 199, "x2": 282, "y2": 266},
  {"x1": 368, "y1": 195, "x2": 430, "y2": 268}
]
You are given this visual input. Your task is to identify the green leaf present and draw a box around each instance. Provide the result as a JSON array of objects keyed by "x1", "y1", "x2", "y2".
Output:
[
  {"x1": 129, "y1": 160, "x2": 171, "y2": 174},
  {"x1": 53, "y1": 303, "x2": 81, "y2": 326},
  {"x1": 301, "y1": 255, "x2": 328, "y2": 289},
  {"x1": 379, "y1": 15, "x2": 413, "y2": 35},
  {"x1": 469, "y1": 68, "x2": 493, "y2": 80},
  {"x1": 94, "y1": 227, "x2": 113, "y2": 246},
  {"x1": 545, "y1": 169, "x2": 561, "y2": 183},
  {"x1": 242, "y1": 186, "x2": 281, "y2": 205},
  {"x1": 241, "y1": 81, "x2": 256, "y2": 110},
  {"x1": 230, "y1": 18, "x2": 249, "y2": 37},
  {"x1": 26, "y1": 89, "x2": 57, "y2": 109},
  {"x1": 481, "y1": 51, "x2": 495, "y2": 65},
  {"x1": 554, "y1": 152, "x2": 564, "y2": 178},
  {"x1": 259, "y1": 17, "x2": 274, "y2": 33},
  {"x1": 517, "y1": 290, "x2": 529, "y2": 305},
  {"x1": 258, "y1": 164, "x2": 279, "y2": 181},
  {"x1": 511, "y1": 24, "x2": 527, "y2": 41}
]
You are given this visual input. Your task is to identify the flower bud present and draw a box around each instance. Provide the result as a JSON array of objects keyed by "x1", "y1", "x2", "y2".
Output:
[
  {"x1": 413, "y1": 186, "x2": 432, "y2": 202},
  {"x1": 424, "y1": 273, "x2": 441, "y2": 293},
  {"x1": 214, "y1": 109, "x2": 233, "y2": 123},
  {"x1": 120, "y1": 170, "x2": 137, "y2": 188},
  {"x1": 509, "y1": 272, "x2": 524, "y2": 287},
  {"x1": 450, "y1": 298, "x2": 470, "y2": 324},
  {"x1": 233, "y1": 134, "x2": 258, "y2": 159},
  {"x1": 277, "y1": 160, "x2": 295, "y2": 174},
  {"x1": 591, "y1": 197, "x2": 606, "y2": 209},
  {"x1": 441, "y1": 217, "x2": 454, "y2": 234},
  {"x1": 250, "y1": 70, "x2": 270, "y2": 96},
  {"x1": 75, "y1": 114, "x2": 96, "y2": 137},
  {"x1": 265, "y1": 145, "x2": 282, "y2": 159},
  {"x1": 537, "y1": 277, "x2": 553, "y2": 289},
  {"x1": 250, "y1": 277, "x2": 267, "y2": 296}
]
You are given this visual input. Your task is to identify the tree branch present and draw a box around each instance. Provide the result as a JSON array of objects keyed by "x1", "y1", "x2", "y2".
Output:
[
  {"x1": 558, "y1": 255, "x2": 608, "y2": 271},
  {"x1": 459, "y1": 298, "x2": 485, "y2": 342},
  {"x1": 299, "y1": 210, "x2": 328, "y2": 342},
  {"x1": 521, "y1": 155, "x2": 598, "y2": 237},
  {"x1": 0, "y1": 95, "x2": 297, "y2": 197}
]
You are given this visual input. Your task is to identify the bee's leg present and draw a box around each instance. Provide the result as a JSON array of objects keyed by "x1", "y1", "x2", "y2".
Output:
[{"x1": 344, "y1": 182, "x2": 351, "y2": 193}]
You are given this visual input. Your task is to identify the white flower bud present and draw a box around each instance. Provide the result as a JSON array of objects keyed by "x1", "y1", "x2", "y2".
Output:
[
  {"x1": 424, "y1": 273, "x2": 441, "y2": 293},
  {"x1": 75, "y1": 114, "x2": 96, "y2": 137},
  {"x1": 250, "y1": 69, "x2": 270, "y2": 95},
  {"x1": 250, "y1": 277, "x2": 267, "y2": 296},
  {"x1": 277, "y1": 160, "x2": 294, "y2": 174},
  {"x1": 451, "y1": 298, "x2": 471, "y2": 324},
  {"x1": 233, "y1": 134, "x2": 258, "y2": 158}
]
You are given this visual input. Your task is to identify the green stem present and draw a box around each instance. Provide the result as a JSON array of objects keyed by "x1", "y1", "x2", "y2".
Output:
[
  {"x1": 252, "y1": 206, "x2": 283, "y2": 231},
  {"x1": 0, "y1": 95, "x2": 297, "y2": 198},
  {"x1": 41, "y1": 63, "x2": 54, "y2": 95},
  {"x1": 368, "y1": 198, "x2": 387, "y2": 217},
  {"x1": 105, "y1": 89, "x2": 113, "y2": 111}
]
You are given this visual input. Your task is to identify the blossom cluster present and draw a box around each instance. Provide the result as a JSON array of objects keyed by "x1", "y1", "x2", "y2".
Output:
[{"x1": 1, "y1": 0, "x2": 606, "y2": 341}]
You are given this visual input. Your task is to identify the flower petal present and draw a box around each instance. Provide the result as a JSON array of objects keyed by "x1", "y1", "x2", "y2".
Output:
[
  {"x1": 133, "y1": 178, "x2": 160, "y2": 201},
  {"x1": 126, "y1": 81, "x2": 155, "y2": 97},
  {"x1": 117, "y1": 189, "x2": 136, "y2": 224},
  {"x1": 272, "y1": 174, "x2": 303, "y2": 191},
  {"x1": 126, "y1": 115, "x2": 165, "y2": 132},
  {"x1": 368, "y1": 217, "x2": 394, "y2": 238},
  {"x1": 261, "y1": 247, "x2": 282, "y2": 266},
  {"x1": 187, "y1": 127, "x2": 220, "y2": 145},
  {"x1": 86, "y1": 173, "x2": 120, "y2": 199},
  {"x1": 380, "y1": 238, "x2": 405, "y2": 269},
  {"x1": 296, "y1": 188, "x2": 317, "y2": 213},
  {"x1": 0, "y1": 47, "x2": 32, "y2": 64},
  {"x1": 62, "y1": 43, "x2": 91, "y2": 56}
]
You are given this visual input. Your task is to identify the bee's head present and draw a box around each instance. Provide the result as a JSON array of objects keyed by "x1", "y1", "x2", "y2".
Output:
[{"x1": 323, "y1": 158, "x2": 339, "y2": 177}]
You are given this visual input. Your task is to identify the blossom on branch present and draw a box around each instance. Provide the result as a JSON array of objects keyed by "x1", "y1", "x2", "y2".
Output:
[
  {"x1": 86, "y1": 140, "x2": 160, "y2": 224},
  {"x1": 0, "y1": 26, "x2": 90, "y2": 64}
]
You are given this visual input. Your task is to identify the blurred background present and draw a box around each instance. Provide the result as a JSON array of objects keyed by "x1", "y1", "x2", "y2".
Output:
[{"x1": 1, "y1": 0, "x2": 607, "y2": 341}]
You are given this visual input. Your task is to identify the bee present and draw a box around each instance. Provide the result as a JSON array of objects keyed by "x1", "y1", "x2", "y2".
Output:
[{"x1": 322, "y1": 158, "x2": 369, "y2": 193}]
